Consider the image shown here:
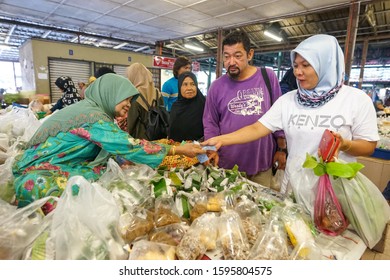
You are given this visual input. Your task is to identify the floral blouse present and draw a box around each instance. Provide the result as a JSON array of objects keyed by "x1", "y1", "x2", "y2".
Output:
[{"x1": 12, "y1": 120, "x2": 169, "y2": 211}]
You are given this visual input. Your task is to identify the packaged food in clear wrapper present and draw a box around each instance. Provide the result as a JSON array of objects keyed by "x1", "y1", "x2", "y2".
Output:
[
  {"x1": 118, "y1": 207, "x2": 154, "y2": 244},
  {"x1": 0, "y1": 197, "x2": 53, "y2": 260},
  {"x1": 281, "y1": 204, "x2": 315, "y2": 248},
  {"x1": 290, "y1": 240, "x2": 326, "y2": 260},
  {"x1": 176, "y1": 229, "x2": 207, "y2": 260},
  {"x1": 206, "y1": 190, "x2": 235, "y2": 212},
  {"x1": 248, "y1": 219, "x2": 289, "y2": 260},
  {"x1": 154, "y1": 194, "x2": 181, "y2": 227},
  {"x1": 189, "y1": 191, "x2": 208, "y2": 222},
  {"x1": 234, "y1": 196, "x2": 264, "y2": 247},
  {"x1": 148, "y1": 223, "x2": 188, "y2": 246},
  {"x1": 191, "y1": 212, "x2": 218, "y2": 250},
  {"x1": 254, "y1": 191, "x2": 285, "y2": 216},
  {"x1": 218, "y1": 209, "x2": 250, "y2": 260},
  {"x1": 129, "y1": 240, "x2": 176, "y2": 260},
  {"x1": 176, "y1": 212, "x2": 218, "y2": 259}
]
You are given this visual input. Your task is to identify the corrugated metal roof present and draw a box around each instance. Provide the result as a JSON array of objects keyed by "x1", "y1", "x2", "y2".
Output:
[{"x1": 0, "y1": 0, "x2": 389, "y2": 68}]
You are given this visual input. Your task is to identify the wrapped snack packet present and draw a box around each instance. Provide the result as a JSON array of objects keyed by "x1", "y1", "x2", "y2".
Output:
[
  {"x1": 234, "y1": 196, "x2": 264, "y2": 247},
  {"x1": 154, "y1": 194, "x2": 181, "y2": 227},
  {"x1": 248, "y1": 219, "x2": 289, "y2": 260},
  {"x1": 189, "y1": 191, "x2": 208, "y2": 222},
  {"x1": 218, "y1": 210, "x2": 250, "y2": 260},
  {"x1": 176, "y1": 213, "x2": 218, "y2": 260},
  {"x1": 176, "y1": 229, "x2": 206, "y2": 260},
  {"x1": 129, "y1": 240, "x2": 176, "y2": 260},
  {"x1": 149, "y1": 223, "x2": 188, "y2": 246},
  {"x1": 118, "y1": 206, "x2": 154, "y2": 244}
]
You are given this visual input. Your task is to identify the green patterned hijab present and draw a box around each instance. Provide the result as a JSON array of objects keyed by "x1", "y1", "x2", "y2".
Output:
[{"x1": 28, "y1": 73, "x2": 139, "y2": 146}]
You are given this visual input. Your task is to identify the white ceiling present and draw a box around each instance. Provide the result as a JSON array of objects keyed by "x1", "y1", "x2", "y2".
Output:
[
  {"x1": 0, "y1": 0, "x2": 383, "y2": 63},
  {"x1": 0, "y1": 0, "x2": 357, "y2": 43}
]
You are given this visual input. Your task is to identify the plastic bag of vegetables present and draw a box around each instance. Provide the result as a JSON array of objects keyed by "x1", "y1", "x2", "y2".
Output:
[
  {"x1": 0, "y1": 196, "x2": 55, "y2": 259},
  {"x1": 51, "y1": 176, "x2": 127, "y2": 260},
  {"x1": 304, "y1": 154, "x2": 390, "y2": 248},
  {"x1": 330, "y1": 160, "x2": 390, "y2": 248}
]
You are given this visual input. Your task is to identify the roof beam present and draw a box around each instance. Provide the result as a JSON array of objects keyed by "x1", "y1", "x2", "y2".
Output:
[{"x1": 4, "y1": 24, "x2": 16, "y2": 44}]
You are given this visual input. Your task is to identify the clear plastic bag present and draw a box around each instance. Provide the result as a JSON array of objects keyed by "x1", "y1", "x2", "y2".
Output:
[
  {"x1": 119, "y1": 207, "x2": 154, "y2": 244},
  {"x1": 289, "y1": 240, "x2": 326, "y2": 260},
  {"x1": 0, "y1": 157, "x2": 16, "y2": 203},
  {"x1": 149, "y1": 222, "x2": 188, "y2": 246},
  {"x1": 206, "y1": 190, "x2": 235, "y2": 212},
  {"x1": 175, "y1": 228, "x2": 207, "y2": 260},
  {"x1": 154, "y1": 194, "x2": 181, "y2": 227},
  {"x1": 218, "y1": 209, "x2": 250, "y2": 260},
  {"x1": 234, "y1": 196, "x2": 264, "y2": 247},
  {"x1": 189, "y1": 191, "x2": 208, "y2": 222},
  {"x1": 98, "y1": 158, "x2": 151, "y2": 212},
  {"x1": 129, "y1": 240, "x2": 176, "y2": 260},
  {"x1": 248, "y1": 219, "x2": 289, "y2": 260},
  {"x1": 0, "y1": 196, "x2": 55, "y2": 259},
  {"x1": 254, "y1": 191, "x2": 285, "y2": 216},
  {"x1": 330, "y1": 169, "x2": 390, "y2": 248},
  {"x1": 286, "y1": 155, "x2": 319, "y2": 217},
  {"x1": 0, "y1": 133, "x2": 9, "y2": 164},
  {"x1": 281, "y1": 204, "x2": 315, "y2": 248},
  {"x1": 314, "y1": 174, "x2": 348, "y2": 236},
  {"x1": 51, "y1": 176, "x2": 127, "y2": 260},
  {"x1": 191, "y1": 212, "x2": 218, "y2": 251},
  {"x1": 175, "y1": 213, "x2": 218, "y2": 260}
]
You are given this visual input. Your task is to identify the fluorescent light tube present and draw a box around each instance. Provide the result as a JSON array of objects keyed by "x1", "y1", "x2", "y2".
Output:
[
  {"x1": 184, "y1": 44, "x2": 203, "y2": 52},
  {"x1": 264, "y1": 30, "x2": 282, "y2": 42},
  {"x1": 113, "y1": 42, "x2": 127, "y2": 49},
  {"x1": 134, "y1": 45, "x2": 149, "y2": 52}
]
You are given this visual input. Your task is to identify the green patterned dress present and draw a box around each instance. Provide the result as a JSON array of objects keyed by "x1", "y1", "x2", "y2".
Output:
[{"x1": 12, "y1": 120, "x2": 168, "y2": 212}]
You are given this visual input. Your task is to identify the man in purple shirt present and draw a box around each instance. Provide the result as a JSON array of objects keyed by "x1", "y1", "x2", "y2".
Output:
[{"x1": 203, "y1": 30, "x2": 287, "y2": 188}]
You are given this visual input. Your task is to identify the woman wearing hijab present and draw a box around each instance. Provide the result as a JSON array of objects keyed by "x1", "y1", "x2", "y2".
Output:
[
  {"x1": 169, "y1": 71, "x2": 206, "y2": 142},
  {"x1": 202, "y1": 34, "x2": 379, "y2": 210},
  {"x1": 12, "y1": 73, "x2": 204, "y2": 213},
  {"x1": 125, "y1": 63, "x2": 161, "y2": 138},
  {"x1": 48, "y1": 76, "x2": 81, "y2": 114}
]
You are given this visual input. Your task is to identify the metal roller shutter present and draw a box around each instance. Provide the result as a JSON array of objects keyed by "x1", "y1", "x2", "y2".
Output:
[
  {"x1": 113, "y1": 65, "x2": 128, "y2": 78},
  {"x1": 49, "y1": 59, "x2": 92, "y2": 102},
  {"x1": 149, "y1": 68, "x2": 161, "y2": 90}
]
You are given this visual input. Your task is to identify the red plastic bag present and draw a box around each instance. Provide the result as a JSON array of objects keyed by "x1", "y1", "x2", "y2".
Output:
[{"x1": 314, "y1": 174, "x2": 348, "y2": 236}]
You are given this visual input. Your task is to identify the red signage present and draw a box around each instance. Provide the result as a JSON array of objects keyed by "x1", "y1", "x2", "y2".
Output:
[
  {"x1": 153, "y1": 56, "x2": 201, "y2": 72},
  {"x1": 153, "y1": 56, "x2": 176, "y2": 69}
]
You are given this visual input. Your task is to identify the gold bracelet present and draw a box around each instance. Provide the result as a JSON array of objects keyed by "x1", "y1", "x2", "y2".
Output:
[
  {"x1": 171, "y1": 146, "x2": 176, "y2": 156},
  {"x1": 344, "y1": 140, "x2": 352, "y2": 152}
]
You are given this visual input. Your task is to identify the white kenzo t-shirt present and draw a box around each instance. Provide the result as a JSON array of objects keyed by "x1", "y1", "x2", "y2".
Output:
[{"x1": 260, "y1": 85, "x2": 379, "y2": 163}]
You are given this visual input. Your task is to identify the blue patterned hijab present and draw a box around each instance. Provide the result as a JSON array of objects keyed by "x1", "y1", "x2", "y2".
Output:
[{"x1": 291, "y1": 34, "x2": 345, "y2": 108}]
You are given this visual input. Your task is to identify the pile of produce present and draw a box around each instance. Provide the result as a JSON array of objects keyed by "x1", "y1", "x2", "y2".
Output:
[{"x1": 1, "y1": 159, "x2": 326, "y2": 260}]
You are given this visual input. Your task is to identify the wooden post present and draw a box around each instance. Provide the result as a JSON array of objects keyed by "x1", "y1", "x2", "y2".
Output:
[
  {"x1": 358, "y1": 39, "x2": 369, "y2": 89},
  {"x1": 216, "y1": 29, "x2": 223, "y2": 78},
  {"x1": 344, "y1": 1, "x2": 360, "y2": 85}
]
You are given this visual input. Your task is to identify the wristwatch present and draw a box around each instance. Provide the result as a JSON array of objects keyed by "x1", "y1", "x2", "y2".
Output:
[{"x1": 277, "y1": 147, "x2": 288, "y2": 154}]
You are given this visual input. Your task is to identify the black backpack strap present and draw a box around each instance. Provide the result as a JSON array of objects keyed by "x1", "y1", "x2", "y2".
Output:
[
  {"x1": 137, "y1": 93, "x2": 151, "y2": 110},
  {"x1": 155, "y1": 89, "x2": 163, "y2": 107},
  {"x1": 261, "y1": 66, "x2": 273, "y2": 104},
  {"x1": 136, "y1": 94, "x2": 151, "y2": 129}
]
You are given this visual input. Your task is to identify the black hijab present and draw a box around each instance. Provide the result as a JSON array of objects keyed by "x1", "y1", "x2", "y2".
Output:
[
  {"x1": 169, "y1": 71, "x2": 206, "y2": 142},
  {"x1": 55, "y1": 76, "x2": 80, "y2": 106}
]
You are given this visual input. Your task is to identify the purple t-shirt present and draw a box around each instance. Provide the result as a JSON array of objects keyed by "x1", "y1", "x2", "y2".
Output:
[{"x1": 203, "y1": 67, "x2": 283, "y2": 175}]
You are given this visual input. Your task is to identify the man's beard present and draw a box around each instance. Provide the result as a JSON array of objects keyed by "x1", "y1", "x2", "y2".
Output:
[{"x1": 227, "y1": 65, "x2": 240, "y2": 79}]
